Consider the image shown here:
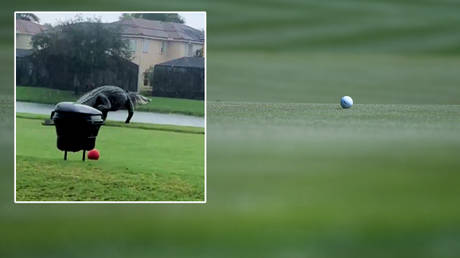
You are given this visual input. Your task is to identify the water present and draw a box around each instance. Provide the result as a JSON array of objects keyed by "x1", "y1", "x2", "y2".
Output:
[{"x1": 16, "y1": 101, "x2": 204, "y2": 128}]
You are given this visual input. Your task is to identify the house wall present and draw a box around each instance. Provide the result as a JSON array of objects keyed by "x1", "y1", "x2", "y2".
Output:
[
  {"x1": 124, "y1": 36, "x2": 204, "y2": 91},
  {"x1": 167, "y1": 41, "x2": 186, "y2": 58},
  {"x1": 16, "y1": 33, "x2": 33, "y2": 49}
]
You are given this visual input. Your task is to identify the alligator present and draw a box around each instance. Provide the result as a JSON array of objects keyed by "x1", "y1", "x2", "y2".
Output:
[{"x1": 76, "y1": 85, "x2": 150, "y2": 123}]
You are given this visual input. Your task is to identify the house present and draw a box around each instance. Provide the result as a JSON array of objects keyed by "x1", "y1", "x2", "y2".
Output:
[
  {"x1": 16, "y1": 21, "x2": 139, "y2": 92},
  {"x1": 152, "y1": 56, "x2": 204, "y2": 100},
  {"x1": 16, "y1": 19, "x2": 46, "y2": 50},
  {"x1": 114, "y1": 18, "x2": 205, "y2": 91},
  {"x1": 16, "y1": 19, "x2": 46, "y2": 87},
  {"x1": 15, "y1": 17, "x2": 204, "y2": 92}
]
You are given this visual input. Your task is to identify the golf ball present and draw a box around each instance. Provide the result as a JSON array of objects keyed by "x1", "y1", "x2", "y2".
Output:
[{"x1": 340, "y1": 96, "x2": 353, "y2": 109}]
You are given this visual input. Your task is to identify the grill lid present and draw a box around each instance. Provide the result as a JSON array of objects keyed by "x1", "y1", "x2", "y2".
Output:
[{"x1": 53, "y1": 102, "x2": 102, "y2": 115}]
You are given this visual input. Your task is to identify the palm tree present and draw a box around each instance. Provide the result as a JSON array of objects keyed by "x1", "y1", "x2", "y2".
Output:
[{"x1": 16, "y1": 13, "x2": 40, "y2": 23}]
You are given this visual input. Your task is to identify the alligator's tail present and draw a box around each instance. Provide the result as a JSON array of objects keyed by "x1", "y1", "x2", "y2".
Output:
[{"x1": 129, "y1": 92, "x2": 151, "y2": 105}]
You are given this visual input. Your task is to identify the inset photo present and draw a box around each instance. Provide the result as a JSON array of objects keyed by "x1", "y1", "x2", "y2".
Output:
[{"x1": 15, "y1": 11, "x2": 206, "y2": 203}]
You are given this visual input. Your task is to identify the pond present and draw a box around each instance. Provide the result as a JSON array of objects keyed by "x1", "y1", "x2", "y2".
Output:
[{"x1": 16, "y1": 101, "x2": 205, "y2": 128}]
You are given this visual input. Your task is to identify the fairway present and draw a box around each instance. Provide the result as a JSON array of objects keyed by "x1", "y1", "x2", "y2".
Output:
[
  {"x1": 205, "y1": 102, "x2": 460, "y2": 256},
  {"x1": 16, "y1": 117, "x2": 205, "y2": 201},
  {"x1": 208, "y1": 103, "x2": 460, "y2": 199},
  {"x1": 208, "y1": 53, "x2": 460, "y2": 105}
]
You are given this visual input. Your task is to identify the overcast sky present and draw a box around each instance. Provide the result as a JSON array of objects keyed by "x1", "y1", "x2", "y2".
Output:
[{"x1": 30, "y1": 12, "x2": 205, "y2": 31}]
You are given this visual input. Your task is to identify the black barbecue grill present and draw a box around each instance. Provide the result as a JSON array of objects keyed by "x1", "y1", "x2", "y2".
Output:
[{"x1": 50, "y1": 102, "x2": 104, "y2": 160}]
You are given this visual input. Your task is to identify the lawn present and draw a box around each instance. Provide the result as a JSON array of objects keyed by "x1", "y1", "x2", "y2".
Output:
[
  {"x1": 16, "y1": 86, "x2": 205, "y2": 116},
  {"x1": 16, "y1": 116, "x2": 205, "y2": 201}
]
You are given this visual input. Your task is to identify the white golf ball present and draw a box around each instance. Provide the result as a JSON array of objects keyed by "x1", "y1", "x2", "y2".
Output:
[{"x1": 340, "y1": 96, "x2": 353, "y2": 109}]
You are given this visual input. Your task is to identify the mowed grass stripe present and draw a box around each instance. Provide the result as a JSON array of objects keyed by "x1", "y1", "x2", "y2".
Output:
[
  {"x1": 213, "y1": 17, "x2": 460, "y2": 53},
  {"x1": 208, "y1": 53, "x2": 460, "y2": 104},
  {"x1": 206, "y1": 0, "x2": 460, "y2": 54}
]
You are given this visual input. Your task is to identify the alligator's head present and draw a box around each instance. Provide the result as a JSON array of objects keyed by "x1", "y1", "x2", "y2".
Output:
[{"x1": 128, "y1": 92, "x2": 151, "y2": 105}]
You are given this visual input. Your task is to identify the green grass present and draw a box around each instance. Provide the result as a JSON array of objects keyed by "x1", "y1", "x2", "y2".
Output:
[
  {"x1": 16, "y1": 86, "x2": 77, "y2": 104},
  {"x1": 16, "y1": 116, "x2": 204, "y2": 201},
  {"x1": 16, "y1": 112, "x2": 204, "y2": 134},
  {"x1": 208, "y1": 53, "x2": 460, "y2": 105},
  {"x1": 205, "y1": 102, "x2": 460, "y2": 257},
  {"x1": 3, "y1": 0, "x2": 460, "y2": 257},
  {"x1": 135, "y1": 96, "x2": 204, "y2": 116},
  {"x1": 16, "y1": 86, "x2": 205, "y2": 116}
]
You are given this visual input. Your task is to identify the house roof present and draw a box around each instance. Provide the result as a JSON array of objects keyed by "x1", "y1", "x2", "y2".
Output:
[
  {"x1": 114, "y1": 18, "x2": 204, "y2": 43},
  {"x1": 156, "y1": 56, "x2": 204, "y2": 69},
  {"x1": 16, "y1": 19, "x2": 45, "y2": 35}
]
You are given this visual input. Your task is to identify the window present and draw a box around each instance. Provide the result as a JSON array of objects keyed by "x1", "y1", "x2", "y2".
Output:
[
  {"x1": 142, "y1": 39, "x2": 149, "y2": 53},
  {"x1": 161, "y1": 41, "x2": 168, "y2": 55},
  {"x1": 128, "y1": 39, "x2": 136, "y2": 52}
]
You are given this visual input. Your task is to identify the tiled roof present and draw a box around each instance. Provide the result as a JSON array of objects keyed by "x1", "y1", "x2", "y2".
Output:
[
  {"x1": 156, "y1": 57, "x2": 204, "y2": 69},
  {"x1": 16, "y1": 19, "x2": 45, "y2": 35},
  {"x1": 114, "y1": 18, "x2": 204, "y2": 43}
]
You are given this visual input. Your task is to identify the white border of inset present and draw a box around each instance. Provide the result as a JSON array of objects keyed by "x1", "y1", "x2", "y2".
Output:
[{"x1": 14, "y1": 11, "x2": 207, "y2": 204}]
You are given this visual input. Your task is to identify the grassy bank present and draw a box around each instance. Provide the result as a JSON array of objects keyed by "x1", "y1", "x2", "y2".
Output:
[
  {"x1": 16, "y1": 112, "x2": 204, "y2": 134},
  {"x1": 16, "y1": 116, "x2": 204, "y2": 201},
  {"x1": 16, "y1": 86, "x2": 204, "y2": 116}
]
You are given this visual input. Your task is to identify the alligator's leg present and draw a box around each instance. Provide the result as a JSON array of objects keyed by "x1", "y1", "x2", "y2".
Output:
[
  {"x1": 95, "y1": 94, "x2": 111, "y2": 121},
  {"x1": 125, "y1": 98, "x2": 134, "y2": 123}
]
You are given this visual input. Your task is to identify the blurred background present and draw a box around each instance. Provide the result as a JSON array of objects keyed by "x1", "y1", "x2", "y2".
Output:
[{"x1": 3, "y1": 0, "x2": 460, "y2": 257}]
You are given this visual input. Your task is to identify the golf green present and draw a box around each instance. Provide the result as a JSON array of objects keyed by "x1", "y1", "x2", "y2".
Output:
[{"x1": 208, "y1": 102, "x2": 460, "y2": 211}]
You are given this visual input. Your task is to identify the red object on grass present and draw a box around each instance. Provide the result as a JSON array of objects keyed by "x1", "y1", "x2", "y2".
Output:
[{"x1": 88, "y1": 149, "x2": 100, "y2": 160}]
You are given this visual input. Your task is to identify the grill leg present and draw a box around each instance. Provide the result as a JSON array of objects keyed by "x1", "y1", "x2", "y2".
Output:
[
  {"x1": 82, "y1": 150, "x2": 86, "y2": 161},
  {"x1": 64, "y1": 151, "x2": 67, "y2": 160}
]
